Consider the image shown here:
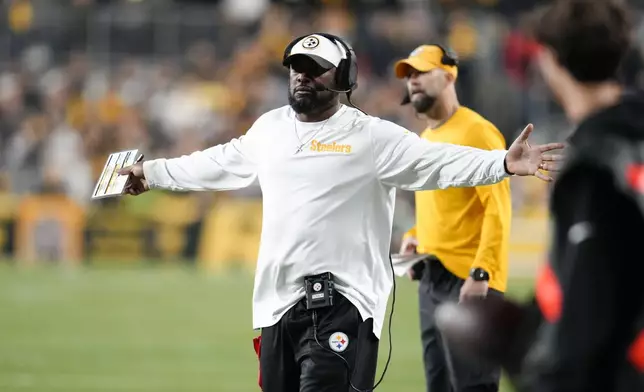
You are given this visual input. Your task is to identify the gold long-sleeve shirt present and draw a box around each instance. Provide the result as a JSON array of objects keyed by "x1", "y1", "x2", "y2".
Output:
[{"x1": 404, "y1": 107, "x2": 512, "y2": 292}]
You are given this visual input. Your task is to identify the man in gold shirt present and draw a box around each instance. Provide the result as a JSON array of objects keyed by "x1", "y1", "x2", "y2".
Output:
[{"x1": 394, "y1": 45, "x2": 512, "y2": 392}]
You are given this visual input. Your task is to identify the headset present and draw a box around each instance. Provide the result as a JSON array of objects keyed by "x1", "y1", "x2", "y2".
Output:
[
  {"x1": 401, "y1": 43, "x2": 459, "y2": 105},
  {"x1": 283, "y1": 32, "x2": 358, "y2": 93},
  {"x1": 283, "y1": 33, "x2": 366, "y2": 114},
  {"x1": 434, "y1": 43, "x2": 459, "y2": 67}
]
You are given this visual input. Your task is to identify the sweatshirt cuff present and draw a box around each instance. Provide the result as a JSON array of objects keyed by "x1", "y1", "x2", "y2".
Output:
[
  {"x1": 500, "y1": 151, "x2": 515, "y2": 177},
  {"x1": 142, "y1": 160, "x2": 164, "y2": 189}
]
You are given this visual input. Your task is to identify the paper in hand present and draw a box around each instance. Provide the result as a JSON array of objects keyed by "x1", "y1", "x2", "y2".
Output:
[
  {"x1": 91, "y1": 149, "x2": 141, "y2": 200},
  {"x1": 391, "y1": 253, "x2": 430, "y2": 277}
]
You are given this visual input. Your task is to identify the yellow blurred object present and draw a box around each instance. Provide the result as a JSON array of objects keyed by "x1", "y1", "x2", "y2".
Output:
[
  {"x1": 0, "y1": 192, "x2": 17, "y2": 220},
  {"x1": 0, "y1": 191, "x2": 17, "y2": 254},
  {"x1": 260, "y1": 34, "x2": 292, "y2": 64},
  {"x1": 515, "y1": 176, "x2": 550, "y2": 217},
  {"x1": 194, "y1": 82, "x2": 245, "y2": 113},
  {"x1": 508, "y1": 213, "x2": 549, "y2": 276},
  {"x1": 508, "y1": 176, "x2": 550, "y2": 276},
  {"x1": 198, "y1": 197, "x2": 262, "y2": 272},
  {"x1": 15, "y1": 194, "x2": 85, "y2": 265},
  {"x1": 8, "y1": 0, "x2": 33, "y2": 33},
  {"x1": 85, "y1": 202, "x2": 151, "y2": 262},
  {"x1": 66, "y1": 97, "x2": 88, "y2": 129},
  {"x1": 97, "y1": 92, "x2": 125, "y2": 126},
  {"x1": 447, "y1": 18, "x2": 478, "y2": 60},
  {"x1": 319, "y1": 6, "x2": 355, "y2": 34},
  {"x1": 148, "y1": 193, "x2": 201, "y2": 259},
  {"x1": 91, "y1": 156, "x2": 108, "y2": 180}
]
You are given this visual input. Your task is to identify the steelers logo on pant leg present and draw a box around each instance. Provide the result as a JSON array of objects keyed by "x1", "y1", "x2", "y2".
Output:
[{"x1": 328, "y1": 332, "x2": 349, "y2": 353}]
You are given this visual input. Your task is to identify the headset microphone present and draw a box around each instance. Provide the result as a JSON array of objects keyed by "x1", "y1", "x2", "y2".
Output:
[
  {"x1": 326, "y1": 86, "x2": 352, "y2": 93},
  {"x1": 311, "y1": 84, "x2": 348, "y2": 93}
]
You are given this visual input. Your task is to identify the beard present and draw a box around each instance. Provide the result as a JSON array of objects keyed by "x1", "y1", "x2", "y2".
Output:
[
  {"x1": 411, "y1": 92, "x2": 438, "y2": 114},
  {"x1": 288, "y1": 83, "x2": 336, "y2": 115}
]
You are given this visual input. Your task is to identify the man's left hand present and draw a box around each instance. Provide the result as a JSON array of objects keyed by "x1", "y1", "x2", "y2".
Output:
[
  {"x1": 459, "y1": 277, "x2": 489, "y2": 303},
  {"x1": 505, "y1": 124, "x2": 565, "y2": 182}
]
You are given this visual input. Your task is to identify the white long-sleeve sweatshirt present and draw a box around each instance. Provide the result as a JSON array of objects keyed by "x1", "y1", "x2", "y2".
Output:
[{"x1": 143, "y1": 105, "x2": 510, "y2": 338}]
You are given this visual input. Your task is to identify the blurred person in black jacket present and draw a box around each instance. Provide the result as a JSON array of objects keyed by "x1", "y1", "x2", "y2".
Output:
[{"x1": 435, "y1": 1, "x2": 644, "y2": 392}]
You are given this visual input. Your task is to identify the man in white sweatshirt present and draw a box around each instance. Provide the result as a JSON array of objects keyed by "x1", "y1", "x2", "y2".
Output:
[{"x1": 119, "y1": 33, "x2": 563, "y2": 392}]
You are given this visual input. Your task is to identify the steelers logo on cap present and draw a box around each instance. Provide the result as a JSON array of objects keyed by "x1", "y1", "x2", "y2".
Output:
[{"x1": 302, "y1": 36, "x2": 319, "y2": 49}]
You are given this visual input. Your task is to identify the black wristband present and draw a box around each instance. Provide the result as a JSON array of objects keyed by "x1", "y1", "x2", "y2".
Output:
[{"x1": 503, "y1": 157, "x2": 514, "y2": 175}]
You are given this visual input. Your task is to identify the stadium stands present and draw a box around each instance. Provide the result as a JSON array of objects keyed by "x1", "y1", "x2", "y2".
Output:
[{"x1": 0, "y1": 0, "x2": 640, "y2": 275}]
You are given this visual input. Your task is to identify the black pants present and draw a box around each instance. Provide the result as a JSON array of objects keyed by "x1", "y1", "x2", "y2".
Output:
[
  {"x1": 419, "y1": 257, "x2": 502, "y2": 392},
  {"x1": 258, "y1": 294, "x2": 379, "y2": 392}
]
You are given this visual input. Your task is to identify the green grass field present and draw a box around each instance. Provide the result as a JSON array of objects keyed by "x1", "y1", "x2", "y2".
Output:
[{"x1": 0, "y1": 263, "x2": 535, "y2": 392}]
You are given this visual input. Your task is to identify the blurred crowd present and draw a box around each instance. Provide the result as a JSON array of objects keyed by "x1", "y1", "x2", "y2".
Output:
[{"x1": 0, "y1": 0, "x2": 643, "y2": 255}]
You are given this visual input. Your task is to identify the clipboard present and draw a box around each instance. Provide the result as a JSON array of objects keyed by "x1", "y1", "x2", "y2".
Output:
[
  {"x1": 91, "y1": 149, "x2": 142, "y2": 200},
  {"x1": 390, "y1": 253, "x2": 430, "y2": 277}
]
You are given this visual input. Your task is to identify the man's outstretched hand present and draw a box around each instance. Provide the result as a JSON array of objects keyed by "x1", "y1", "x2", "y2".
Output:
[
  {"x1": 118, "y1": 162, "x2": 148, "y2": 196},
  {"x1": 505, "y1": 124, "x2": 565, "y2": 181}
]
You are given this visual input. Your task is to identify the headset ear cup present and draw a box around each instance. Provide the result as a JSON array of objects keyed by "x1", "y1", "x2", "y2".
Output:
[
  {"x1": 437, "y1": 44, "x2": 458, "y2": 67},
  {"x1": 348, "y1": 49, "x2": 358, "y2": 90},
  {"x1": 338, "y1": 46, "x2": 357, "y2": 91},
  {"x1": 343, "y1": 63, "x2": 352, "y2": 91},
  {"x1": 334, "y1": 59, "x2": 346, "y2": 90},
  {"x1": 443, "y1": 53, "x2": 458, "y2": 67},
  {"x1": 320, "y1": 32, "x2": 358, "y2": 91}
]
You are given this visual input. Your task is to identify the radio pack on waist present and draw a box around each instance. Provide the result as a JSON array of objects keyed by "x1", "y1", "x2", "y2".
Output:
[{"x1": 304, "y1": 272, "x2": 335, "y2": 310}]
